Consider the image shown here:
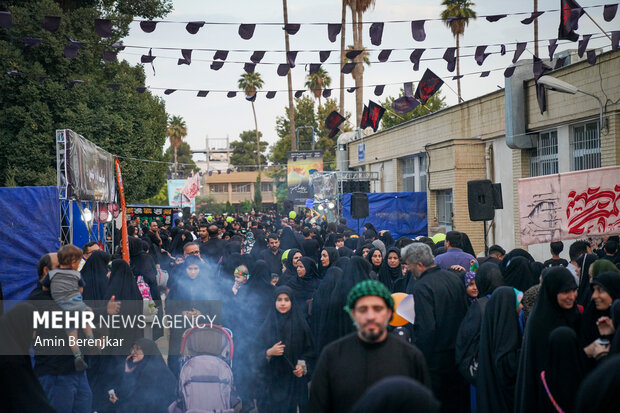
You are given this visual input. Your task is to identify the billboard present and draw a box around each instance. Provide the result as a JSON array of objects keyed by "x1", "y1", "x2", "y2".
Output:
[
  {"x1": 59, "y1": 129, "x2": 116, "y2": 202},
  {"x1": 127, "y1": 205, "x2": 180, "y2": 226},
  {"x1": 287, "y1": 150, "x2": 323, "y2": 204},
  {"x1": 167, "y1": 179, "x2": 196, "y2": 211},
  {"x1": 518, "y1": 166, "x2": 620, "y2": 245}
]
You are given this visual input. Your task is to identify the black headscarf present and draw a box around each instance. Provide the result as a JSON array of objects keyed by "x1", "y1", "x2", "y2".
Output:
[
  {"x1": 378, "y1": 231, "x2": 395, "y2": 249},
  {"x1": 577, "y1": 254, "x2": 599, "y2": 306},
  {"x1": 377, "y1": 247, "x2": 402, "y2": 292},
  {"x1": 575, "y1": 354, "x2": 620, "y2": 413},
  {"x1": 350, "y1": 376, "x2": 440, "y2": 413},
  {"x1": 543, "y1": 326, "x2": 587, "y2": 413},
  {"x1": 286, "y1": 257, "x2": 320, "y2": 312},
  {"x1": 515, "y1": 267, "x2": 580, "y2": 413},
  {"x1": 581, "y1": 270, "x2": 620, "y2": 346},
  {"x1": 318, "y1": 247, "x2": 339, "y2": 279},
  {"x1": 255, "y1": 286, "x2": 315, "y2": 412},
  {"x1": 476, "y1": 287, "x2": 522, "y2": 413},
  {"x1": 105, "y1": 259, "x2": 143, "y2": 303},
  {"x1": 354, "y1": 243, "x2": 373, "y2": 257},
  {"x1": 282, "y1": 248, "x2": 302, "y2": 280},
  {"x1": 81, "y1": 250, "x2": 111, "y2": 302},
  {"x1": 475, "y1": 262, "x2": 505, "y2": 297},
  {"x1": 250, "y1": 229, "x2": 268, "y2": 258},
  {"x1": 502, "y1": 256, "x2": 538, "y2": 292},
  {"x1": 310, "y1": 265, "x2": 343, "y2": 353},
  {"x1": 0, "y1": 303, "x2": 56, "y2": 413},
  {"x1": 129, "y1": 236, "x2": 158, "y2": 283},
  {"x1": 366, "y1": 247, "x2": 383, "y2": 273},
  {"x1": 461, "y1": 232, "x2": 476, "y2": 257},
  {"x1": 168, "y1": 230, "x2": 192, "y2": 256},
  {"x1": 246, "y1": 259, "x2": 275, "y2": 316},
  {"x1": 611, "y1": 299, "x2": 620, "y2": 355},
  {"x1": 116, "y1": 338, "x2": 177, "y2": 413},
  {"x1": 280, "y1": 226, "x2": 304, "y2": 252}
]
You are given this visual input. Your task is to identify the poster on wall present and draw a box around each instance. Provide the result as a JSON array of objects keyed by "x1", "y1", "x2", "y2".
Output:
[
  {"x1": 167, "y1": 179, "x2": 196, "y2": 211},
  {"x1": 59, "y1": 129, "x2": 116, "y2": 202},
  {"x1": 287, "y1": 150, "x2": 323, "y2": 204},
  {"x1": 518, "y1": 166, "x2": 620, "y2": 245}
]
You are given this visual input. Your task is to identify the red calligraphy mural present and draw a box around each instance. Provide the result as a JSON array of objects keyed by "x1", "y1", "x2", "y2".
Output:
[{"x1": 566, "y1": 185, "x2": 620, "y2": 235}]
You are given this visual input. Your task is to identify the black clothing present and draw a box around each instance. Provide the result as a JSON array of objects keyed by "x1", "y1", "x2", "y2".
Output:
[
  {"x1": 476, "y1": 256, "x2": 502, "y2": 266},
  {"x1": 261, "y1": 248, "x2": 284, "y2": 277},
  {"x1": 280, "y1": 227, "x2": 304, "y2": 253},
  {"x1": 544, "y1": 258, "x2": 569, "y2": 268},
  {"x1": 199, "y1": 237, "x2": 225, "y2": 263},
  {"x1": 310, "y1": 266, "x2": 343, "y2": 354},
  {"x1": 350, "y1": 376, "x2": 440, "y2": 413},
  {"x1": 0, "y1": 302, "x2": 56, "y2": 413},
  {"x1": 577, "y1": 254, "x2": 598, "y2": 306},
  {"x1": 454, "y1": 294, "x2": 490, "y2": 385},
  {"x1": 377, "y1": 247, "x2": 402, "y2": 292},
  {"x1": 307, "y1": 333, "x2": 431, "y2": 413},
  {"x1": 411, "y1": 265, "x2": 469, "y2": 412},
  {"x1": 337, "y1": 246, "x2": 353, "y2": 257},
  {"x1": 475, "y1": 262, "x2": 504, "y2": 297},
  {"x1": 542, "y1": 326, "x2": 587, "y2": 413},
  {"x1": 115, "y1": 338, "x2": 177, "y2": 413},
  {"x1": 575, "y1": 354, "x2": 620, "y2": 413},
  {"x1": 502, "y1": 256, "x2": 538, "y2": 292},
  {"x1": 81, "y1": 250, "x2": 112, "y2": 302},
  {"x1": 302, "y1": 237, "x2": 321, "y2": 262},
  {"x1": 318, "y1": 247, "x2": 339, "y2": 279},
  {"x1": 476, "y1": 287, "x2": 522, "y2": 413},
  {"x1": 256, "y1": 286, "x2": 315, "y2": 413},
  {"x1": 515, "y1": 267, "x2": 580, "y2": 413},
  {"x1": 285, "y1": 257, "x2": 319, "y2": 317},
  {"x1": 323, "y1": 257, "x2": 372, "y2": 345}
]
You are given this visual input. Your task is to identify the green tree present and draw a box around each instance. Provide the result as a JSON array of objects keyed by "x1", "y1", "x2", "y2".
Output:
[
  {"x1": 239, "y1": 200, "x2": 253, "y2": 214},
  {"x1": 0, "y1": 0, "x2": 172, "y2": 202},
  {"x1": 195, "y1": 194, "x2": 226, "y2": 216},
  {"x1": 167, "y1": 115, "x2": 187, "y2": 178},
  {"x1": 230, "y1": 130, "x2": 268, "y2": 170},
  {"x1": 238, "y1": 72, "x2": 264, "y2": 173},
  {"x1": 441, "y1": 0, "x2": 477, "y2": 102},
  {"x1": 380, "y1": 89, "x2": 448, "y2": 129},
  {"x1": 164, "y1": 141, "x2": 198, "y2": 178},
  {"x1": 140, "y1": 182, "x2": 168, "y2": 205},
  {"x1": 305, "y1": 67, "x2": 331, "y2": 107}
]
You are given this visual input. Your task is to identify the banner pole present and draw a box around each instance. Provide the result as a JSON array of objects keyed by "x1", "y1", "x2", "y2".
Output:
[{"x1": 114, "y1": 156, "x2": 129, "y2": 263}]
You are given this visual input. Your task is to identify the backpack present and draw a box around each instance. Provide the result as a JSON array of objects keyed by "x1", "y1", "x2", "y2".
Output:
[{"x1": 169, "y1": 355, "x2": 238, "y2": 413}]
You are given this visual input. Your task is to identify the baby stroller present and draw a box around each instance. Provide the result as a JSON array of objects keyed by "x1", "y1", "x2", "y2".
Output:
[{"x1": 169, "y1": 324, "x2": 240, "y2": 413}]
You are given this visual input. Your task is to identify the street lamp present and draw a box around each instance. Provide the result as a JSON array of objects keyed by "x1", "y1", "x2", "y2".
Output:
[{"x1": 537, "y1": 75, "x2": 607, "y2": 133}]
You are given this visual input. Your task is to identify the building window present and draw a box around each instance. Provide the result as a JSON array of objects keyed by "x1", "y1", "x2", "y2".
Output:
[
  {"x1": 571, "y1": 121, "x2": 600, "y2": 171},
  {"x1": 436, "y1": 189, "x2": 453, "y2": 231},
  {"x1": 209, "y1": 183, "x2": 227, "y2": 193},
  {"x1": 530, "y1": 130, "x2": 558, "y2": 176},
  {"x1": 260, "y1": 182, "x2": 273, "y2": 192},
  {"x1": 231, "y1": 183, "x2": 251, "y2": 193},
  {"x1": 401, "y1": 153, "x2": 426, "y2": 192}
]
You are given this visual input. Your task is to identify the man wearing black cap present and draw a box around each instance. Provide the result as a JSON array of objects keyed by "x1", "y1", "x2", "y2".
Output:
[{"x1": 308, "y1": 280, "x2": 430, "y2": 413}]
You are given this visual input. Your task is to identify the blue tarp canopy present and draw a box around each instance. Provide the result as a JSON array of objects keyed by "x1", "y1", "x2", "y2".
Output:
[
  {"x1": 0, "y1": 186, "x2": 60, "y2": 301},
  {"x1": 342, "y1": 192, "x2": 427, "y2": 240}
]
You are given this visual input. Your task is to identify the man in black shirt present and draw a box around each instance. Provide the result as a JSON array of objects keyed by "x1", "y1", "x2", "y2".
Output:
[
  {"x1": 199, "y1": 224, "x2": 225, "y2": 263},
  {"x1": 308, "y1": 280, "x2": 430, "y2": 413},
  {"x1": 402, "y1": 242, "x2": 469, "y2": 413},
  {"x1": 260, "y1": 234, "x2": 283, "y2": 275}
]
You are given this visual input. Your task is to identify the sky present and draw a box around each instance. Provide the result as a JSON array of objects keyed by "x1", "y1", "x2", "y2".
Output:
[{"x1": 117, "y1": 0, "x2": 617, "y2": 162}]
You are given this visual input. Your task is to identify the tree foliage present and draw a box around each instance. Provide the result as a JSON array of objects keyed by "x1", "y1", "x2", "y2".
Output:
[
  {"x1": 272, "y1": 96, "x2": 351, "y2": 171},
  {"x1": 379, "y1": 89, "x2": 448, "y2": 130},
  {"x1": 163, "y1": 141, "x2": 198, "y2": 178},
  {"x1": 0, "y1": 0, "x2": 172, "y2": 202},
  {"x1": 230, "y1": 130, "x2": 268, "y2": 170}
]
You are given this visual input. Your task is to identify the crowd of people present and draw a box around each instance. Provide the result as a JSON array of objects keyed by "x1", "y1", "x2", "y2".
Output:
[{"x1": 1, "y1": 210, "x2": 620, "y2": 413}]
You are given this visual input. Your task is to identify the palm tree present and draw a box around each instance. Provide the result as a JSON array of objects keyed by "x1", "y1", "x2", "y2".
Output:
[
  {"x1": 238, "y1": 72, "x2": 264, "y2": 173},
  {"x1": 282, "y1": 0, "x2": 297, "y2": 150},
  {"x1": 305, "y1": 67, "x2": 332, "y2": 107},
  {"x1": 347, "y1": 0, "x2": 376, "y2": 125},
  {"x1": 166, "y1": 115, "x2": 187, "y2": 177},
  {"x1": 441, "y1": 0, "x2": 477, "y2": 103}
]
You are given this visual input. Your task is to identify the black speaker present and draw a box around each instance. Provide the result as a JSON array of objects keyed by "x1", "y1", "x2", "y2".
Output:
[
  {"x1": 182, "y1": 207, "x2": 191, "y2": 218},
  {"x1": 283, "y1": 199, "x2": 294, "y2": 213},
  {"x1": 492, "y1": 183, "x2": 503, "y2": 209},
  {"x1": 342, "y1": 180, "x2": 370, "y2": 194},
  {"x1": 467, "y1": 180, "x2": 495, "y2": 221},
  {"x1": 351, "y1": 192, "x2": 369, "y2": 219}
]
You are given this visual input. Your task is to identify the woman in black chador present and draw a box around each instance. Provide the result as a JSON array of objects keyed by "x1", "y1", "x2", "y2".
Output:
[{"x1": 255, "y1": 286, "x2": 315, "y2": 413}]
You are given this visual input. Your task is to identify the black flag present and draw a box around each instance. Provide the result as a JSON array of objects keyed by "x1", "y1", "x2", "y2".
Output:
[
  {"x1": 414, "y1": 69, "x2": 444, "y2": 105},
  {"x1": 559, "y1": 0, "x2": 585, "y2": 41}
]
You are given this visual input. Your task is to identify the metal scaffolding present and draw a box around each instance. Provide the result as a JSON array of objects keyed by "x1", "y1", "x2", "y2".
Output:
[{"x1": 56, "y1": 129, "x2": 73, "y2": 245}]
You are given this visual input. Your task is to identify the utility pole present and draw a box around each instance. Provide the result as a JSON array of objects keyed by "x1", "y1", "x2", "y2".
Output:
[{"x1": 283, "y1": 0, "x2": 297, "y2": 151}]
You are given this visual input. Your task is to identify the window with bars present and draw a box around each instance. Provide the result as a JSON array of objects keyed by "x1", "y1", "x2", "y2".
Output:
[
  {"x1": 260, "y1": 182, "x2": 273, "y2": 192},
  {"x1": 436, "y1": 189, "x2": 453, "y2": 231},
  {"x1": 231, "y1": 183, "x2": 251, "y2": 193},
  {"x1": 571, "y1": 121, "x2": 600, "y2": 171},
  {"x1": 209, "y1": 183, "x2": 227, "y2": 193},
  {"x1": 401, "y1": 154, "x2": 426, "y2": 192},
  {"x1": 530, "y1": 130, "x2": 558, "y2": 176}
]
